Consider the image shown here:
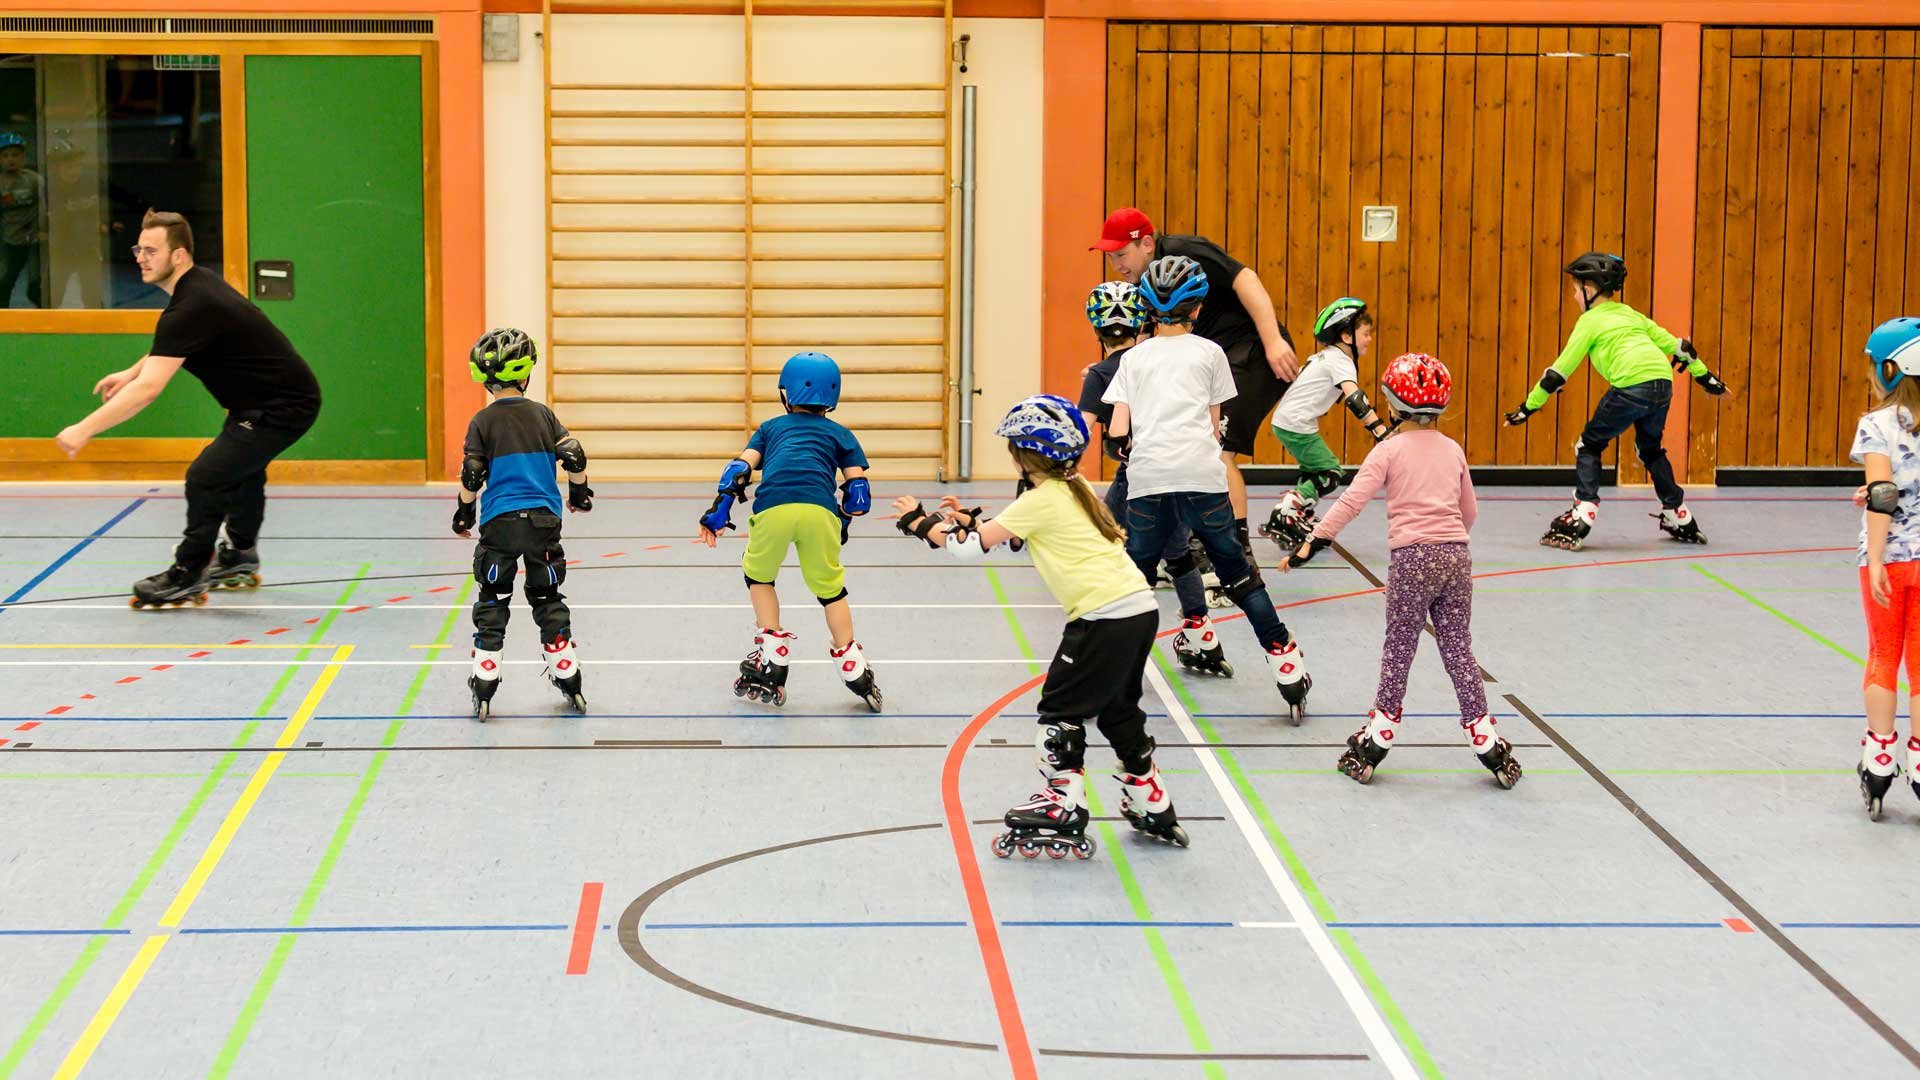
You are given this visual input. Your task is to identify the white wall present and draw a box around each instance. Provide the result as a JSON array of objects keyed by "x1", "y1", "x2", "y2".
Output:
[{"x1": 482, "y1": 15, "x2": 549, "y2": 403}]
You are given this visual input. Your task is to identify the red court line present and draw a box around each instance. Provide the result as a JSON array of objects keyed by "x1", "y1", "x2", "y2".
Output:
[
  {"x1": 187, "y1": 651, "x2": 211, "y2": 658},
  {"x1": 387, "y1": 596, "x2": 412, "y2": 603},
  {"x1": 15, "y1": 721, "x2": 39, "y2": 731},
  {"x1": 567, "y1": 882, "x2": 606, "y2": 975},
  {"x1": 943, "y1": 674, "x2": 1047, "y2": 1080},
  {"x1": 45, "y1": 706, "x2": 71, "y2": 715},
  {"x1": 149, "y1": 664, "x2": 171, "y2": 672},
  {"x1": 345, "y1": 606, "x2": 370, "y2": 614},
  {"x1": 303, "y1": 618, "x2": 321, "y2": 625},
  {"x1": 645, "y1": 545, "x2": 670, "y2": 551},
  {"x1": 428, "y1": 586, "x2": 453, "y2": 593},
  {"x1": 601, "y1": 552, "x2": 627, "y2": 558},
  {"x1": 0, "y1": 739, "x2": 9, "y2": 748},
  {"x1": 227, "y1": 638, "x2": 250, "y2": 645},
  {"x1": 264, "y1": 627, "x2": 289, "y2": 636},
  {"x1": 1726, "y1": 918, "x2": 1756, "y2": 933},
  {"x1": 79, "y1": 694, "x2": 94, "y2": 700},
  {"x1": 115, "y1": 677, "x2": 140, "y2": 685}
]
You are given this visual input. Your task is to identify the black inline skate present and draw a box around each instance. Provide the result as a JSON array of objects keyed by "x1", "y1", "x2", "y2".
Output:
[
  {"x1": 1173, "y1": 615, "x2": 1233, "y2": 677},
  {"x1": 993, "y1": 768, "x2": 1096, "y2": 860},
  {"x1": 470, "y1": 648, "x2": 502, "y2": 722},
  {"x1": 544, "y1": 633, "x2": 586, "y2": 713},
  {"x1": 734, "y1": 627, "x2": 794, "y2": 707},
  {"x1": 1464, "y1": 714, "x2": 1523, "y2": 789},
  {"x1": 1259, "y1": 491, "x2": 1317, "y2": 550},
  {"x1": 1337, "y1": 709, "x2": 1399, "y2": 784},
  {"x1": 207, "y1": 541, "x2": 261, "y2": 590},
  {"x1": 1653, "y1": 505, "x2": 1706, "y2": 545},
  {"x1": 1267, "y1": 640, "x2": 1311, "y2": 726},
  {"x1": 1861, "y1": 731, "x2": 1900, "y2": 820},
  {"x1": 830, "y1": 639, "x2": 882, "y2": 713},
  {"x1": 1541, "y1": 500, "x2": 1597, "y2": 551},
  {"x1": 1115, "y1": 765, "x2": 1189, "y2": 848},
  {"x1": 130, "y1": 562, "x2": 210, "y2": 610}
]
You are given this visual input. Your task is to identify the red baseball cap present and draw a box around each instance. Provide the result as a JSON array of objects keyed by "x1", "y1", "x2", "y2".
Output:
[{"x1": 1090, "y1": 207, "x2": 1155, "y2": 252}]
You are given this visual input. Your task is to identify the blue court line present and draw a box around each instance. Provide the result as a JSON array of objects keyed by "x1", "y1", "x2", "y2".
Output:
[
  {"x1": 0, "y1": 498, "x2": 145, "y2": 612},
  {"x1": 179, "y1": 923, "x2": 569, "y2": 935}
]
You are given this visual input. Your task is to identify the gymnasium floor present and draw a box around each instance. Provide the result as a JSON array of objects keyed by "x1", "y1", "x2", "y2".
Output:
[{"x1": 0, "y1": 481, "x2": 1910, "y2": 1079}]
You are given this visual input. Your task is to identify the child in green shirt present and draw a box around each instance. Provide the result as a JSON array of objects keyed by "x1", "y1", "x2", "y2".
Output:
[{"x1": 1504, "y1": 252, "x2": 1729, "y2": 550}]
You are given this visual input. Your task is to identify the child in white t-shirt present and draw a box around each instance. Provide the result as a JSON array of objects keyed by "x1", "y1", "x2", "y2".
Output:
[
  {"x1": 1260, "y1": 297, "x2": 1394, "y2": 549},
  {"x1": 1104, "y1": 254, "x2": 1313, "y2": 723}
]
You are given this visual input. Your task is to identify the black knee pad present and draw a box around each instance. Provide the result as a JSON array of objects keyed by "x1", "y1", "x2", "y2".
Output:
[
  {"x1": 816, "y1": 587, "x2": 848, "y2": 606},
  {"x1": 1164, "y1": 550, "x2": 1198, "y2": 579},
  {"x1": 1302, "y1": 469, "x2": 1344, "y2": 500},
  {"x1": 1576, "y1": 433, "x2": 1611, "y2": 457},
  {"x1": 1035, "y1": 718, "x2": 1088, "y2": 770},
  {"x1": 1224, "y1": 574, "x2": 1263, "y2": 607},
  {"x1": 743, "y1": 573, "x2": 776, "y2": 589},
  {"x1": 474, "y1": 547, "x2": 519, "y2": 594}
]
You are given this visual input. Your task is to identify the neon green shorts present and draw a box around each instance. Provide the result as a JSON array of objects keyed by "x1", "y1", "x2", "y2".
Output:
[{"x1": 741, "y1": 502, "x2": 847, "y2": 600}]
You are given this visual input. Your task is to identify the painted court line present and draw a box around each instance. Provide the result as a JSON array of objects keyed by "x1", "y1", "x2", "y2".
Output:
[
  {"x1": 48, "y1": 934, "x2": 167, "y2": 1080},
  {"x1": 1144, "y1": 662, "x2": 1418, "y2": 1078},
  {"x1": 0, "y1": 499, "x2": 146, "y2": 616},
  {"x1": 568, "y1": 883, "x2": 605, "y2": 975}
]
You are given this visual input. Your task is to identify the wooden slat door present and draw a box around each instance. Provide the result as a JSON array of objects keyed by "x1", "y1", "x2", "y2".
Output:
[
  {"x1": 1107, "y1": 23, "x2": 1659, "y2": 468},
  {"x1": 1694, "y1": 28, "x2": 1920, "y2": 473}
]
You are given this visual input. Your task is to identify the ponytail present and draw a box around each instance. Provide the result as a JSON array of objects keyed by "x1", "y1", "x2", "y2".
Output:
[{"x1": 1010, "y1": 446, "x2": 1125, "y2": 543}]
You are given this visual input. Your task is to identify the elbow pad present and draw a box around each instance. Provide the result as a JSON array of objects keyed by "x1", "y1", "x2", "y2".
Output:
[
  {"x1": 717, "y1": 456, "x2": 752, "y2": 498},
  {"x1": 1536, "y1": 368, "x2": 1567, "y2": 397},
  {"x1": 1344, "y1": 388, "x2": 1392, "y2": 441},
  {"x1": 460, "y1": 455, "x2": 488, "y2": 493},
  {"x1": 1868, "y1": 480, "x2": 1901, "y2": 517},
  {"x1": 841, "y1": 476, "x2": 871, "y2": 516},
  {"x1": 555, "y1": 436, "x2": 588, "y2": 473},
  {"x1": 945, "y1": 528, "x2": 987, "y2": 561}
]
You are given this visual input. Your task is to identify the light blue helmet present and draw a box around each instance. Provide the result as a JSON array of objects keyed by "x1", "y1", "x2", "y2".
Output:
[
  {"x1": 778, "y1": 351, "x2": 841, "y2": 411},
  {"x1": 1137, "y1": 255, "x2": 1209, "y2": 322},
  {"x1": 0, "y1": 133, "x2": 23, "y2": 151},
  {"x1": 1086, "y1": 281, "x2": 1146, "y2": 333},
  {"x1": 1868, "y1": 317, "x2": 1920, "y2": 395},
  {"x1": 995, "y1": 393, "x2": 1089, "y2": 462}
]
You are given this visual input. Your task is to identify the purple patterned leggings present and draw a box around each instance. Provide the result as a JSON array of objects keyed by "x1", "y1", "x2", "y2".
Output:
[{"x1": 1375, "y1": 542, "x2": 1487, "y2": 720}]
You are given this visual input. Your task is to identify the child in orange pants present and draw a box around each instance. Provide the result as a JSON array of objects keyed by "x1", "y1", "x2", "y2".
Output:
[{"x1": 1853, "y1": 316, "x2": 1920, "y2": 819}]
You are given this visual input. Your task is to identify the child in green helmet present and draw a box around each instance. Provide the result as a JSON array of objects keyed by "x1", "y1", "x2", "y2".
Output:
[
  {"x1": 1259, "y1": 297, "x2": 1395, "y2": 550},
  {"x1": 452, "y1": 327, "x2": 595, "y2": 720},
  {"x1": 1504, "y1": 252, "x2": 1730, "y2": 550}
]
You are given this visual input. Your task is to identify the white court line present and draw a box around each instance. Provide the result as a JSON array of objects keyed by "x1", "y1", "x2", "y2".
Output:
[
  {"x1": 1144, "y1": 662, "x2": 1418, "y2": 1080},
  {"x1": 0, "y1": 658, "x2": 1040, "y2": 667}
]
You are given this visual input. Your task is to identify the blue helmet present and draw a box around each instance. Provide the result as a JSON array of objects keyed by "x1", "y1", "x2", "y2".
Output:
[
  {"x1": 995, "y1": 393, "x2": 1089, "y2": 462},
  {"x1": 1869, "y1": 317, "x2": 1920, "y2": 395},
  {"x1": 0, "y1": 133, "x2": 23, "y2": 150},
  {"x1": 778, "y1": 351, "x2": 841, "y2": 411},
  {"x1": 1138, "y1": 256, "x2": 1209, "y2": 321}
]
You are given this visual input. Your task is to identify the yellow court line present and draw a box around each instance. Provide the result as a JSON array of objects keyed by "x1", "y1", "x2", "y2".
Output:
[
  {"x1": 159, "y1": 644, "x2": 355, "y2": 928},
  {"x1": 50, "y1": 935, "x2": 170, "y2": 1080}
]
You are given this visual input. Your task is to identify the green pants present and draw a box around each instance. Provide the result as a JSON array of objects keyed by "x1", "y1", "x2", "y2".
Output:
[
  {"x1": 1274, "y1": 427, "x2": 1343, "y2": 500},
  {"x1": 741, "y1": 502, "x2": 847, "y2": 600}
]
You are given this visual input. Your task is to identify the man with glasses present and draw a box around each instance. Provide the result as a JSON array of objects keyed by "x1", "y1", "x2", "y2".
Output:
[
  {"x1": 56, "y1": 209, "x2": 321, "y2": 607},
  {"x1": 1091, "y1": 207, "x2": 1297, "y2": 582}
]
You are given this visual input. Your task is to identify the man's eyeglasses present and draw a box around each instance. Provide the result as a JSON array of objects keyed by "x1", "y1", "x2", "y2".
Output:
[{"x1": 130, "y1": 245, "x2": 165, "y2": 259}]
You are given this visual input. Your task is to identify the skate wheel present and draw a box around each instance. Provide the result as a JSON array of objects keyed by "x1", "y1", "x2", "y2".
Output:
[
  {"x1": 1168, "y1": 824, "x2": 1190, "y2": 849},
  {"x1": 128, "y1": 596, "x2": 140, "y2": 609},
  {"x1": 567, "y1": 693, "x2": 587, "y2": 714},
  {"x1": 1496, "y1": 763, "x2": 1521, "y2": 790},
  {"x1": 1218, "y1": 660, "x2": 1234, "y2": 678},
  {"x1": 733, "y1": 682, "x2": 749, "y2": 699},
  {"x1": 992, "y1": 836, "x2": 1014, "y2": 858},
  {"x1": 863, "y1": 691, "x2": 883, "y2": 713},
  {"x1": 1018, "y1": 842, "x2": 1041, "y2": 859},
  {"x1": 772, "y1": 687, "x2": 787, "y2": 707},
  {"x1": 1287, "y1": 701, "x2": 1305, "y2": 727},
  {"x1": 1045, "y1": 843, "x2": 1067, "y2": 860},
  {"x1": 1073, "y1": 838, "x2": 1096, "y2": 860},
  {"x1": 1869, "y1": 795, "x2": 1885, "y2": 822},
  {"x1": 475, "y1": 700, "x2": 490, "y2": 723}
]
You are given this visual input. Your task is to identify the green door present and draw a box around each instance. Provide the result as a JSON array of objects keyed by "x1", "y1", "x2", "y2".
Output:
[{"x1": 246, "y1": 55, "x2": 426, "y2": 460}]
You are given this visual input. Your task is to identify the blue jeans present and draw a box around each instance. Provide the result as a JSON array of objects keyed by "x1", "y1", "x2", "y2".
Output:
[
  {"x1": 1125, "y1": 490, "x2": 1290, "y2": 649},
  {"x1": 1575, "y1": 379, "x2": 1684, "y2": 508},
  {"x1": 1106, "y1": 467, "x2": 1208, "y2": 618}
]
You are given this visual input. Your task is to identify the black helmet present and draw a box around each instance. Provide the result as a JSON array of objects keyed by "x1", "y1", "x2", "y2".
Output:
[
  {"x1": 469, "y1": 327, "x2": 538, "y2": 387},
  {"x1": 1138, "y1": 256, "x2": 1209, "y2": 323},
  {"x1": 1563, "y1": 252, "x2": 1627, "y2": 296}
]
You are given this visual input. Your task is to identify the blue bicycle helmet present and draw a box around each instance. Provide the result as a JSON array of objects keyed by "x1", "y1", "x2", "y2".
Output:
[
  {"x1": 1138, "y1": 256, "x2": 1209, "y2": 322},
  {"x1": 0, "y1": 133, "x2": 24, "y2": 151},
  {"x1": 995, "y1": 393, "x2": 1089, "y2": 462},
  {"x1": 1868, "y1": 317, "x2": 1920, "y2": 395},
  {"x1": 778, "y1": 351, "x2": 841, "y2": 411}
]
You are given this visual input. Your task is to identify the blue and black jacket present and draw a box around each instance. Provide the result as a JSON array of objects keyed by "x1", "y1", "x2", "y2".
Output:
[{"x1": 464, "y1": 397, "x2": 570, "y2": 524}]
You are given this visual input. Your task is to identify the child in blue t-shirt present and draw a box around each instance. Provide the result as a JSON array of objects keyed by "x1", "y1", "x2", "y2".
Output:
[{"x1": 697, "y1": 351, "x2": 880, "y2": 710}]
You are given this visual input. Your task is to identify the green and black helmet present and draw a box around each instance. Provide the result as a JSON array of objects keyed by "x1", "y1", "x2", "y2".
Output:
[
  {"x1": 1563, "y1": 252, "x2": 1628, "y2": 296},
  {"x1": 469, "y1": 328, "x2": 538, "y2": 387},
  {"x1": 1313, "y1": 297, "x2": 1368, "y2": 346}
]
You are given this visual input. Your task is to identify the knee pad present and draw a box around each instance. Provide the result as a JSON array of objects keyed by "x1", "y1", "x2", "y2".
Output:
[
  {"x1": 474, "y1": 548, "x2": 519, "y2": 594},
  {"x1": 1163, "y1": 550, "x2": 1198, "y2": 579},
  {"x1": 816, "y1": 587, "x2": 848, "y2": 606},
  {"x1": 744, "y1": 573, "x2": 776, "y2": 589},
  {"x1": 1302, "y1": 469, "x2": 1344, "y2": 501},
  {"x1": 1575, "y1": 433, "x2": 1610, "y2": 458},
  {"x1": 1034, "y1": 719, "x2": 1088, "y2": 771},
  {"x1": 1223, "y1": 574, "x2": 1263, "y2": 607}
]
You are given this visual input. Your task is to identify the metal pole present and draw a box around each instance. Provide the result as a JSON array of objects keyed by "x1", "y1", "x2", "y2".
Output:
[{"x1": 957, "y1": 84, "x2": 978, "y2": 481}]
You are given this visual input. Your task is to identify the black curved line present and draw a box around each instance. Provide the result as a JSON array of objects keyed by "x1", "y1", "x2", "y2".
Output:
[{"x1": 616, "y1": 822, "x2": 1367, "y2": 1063}]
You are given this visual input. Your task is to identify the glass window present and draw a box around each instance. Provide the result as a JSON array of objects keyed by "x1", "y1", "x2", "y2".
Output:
[{"x1": 0, "y1": 53, "x2": 222, "y2": 310}]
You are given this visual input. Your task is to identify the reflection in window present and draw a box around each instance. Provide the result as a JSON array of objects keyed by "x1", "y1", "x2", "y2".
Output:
[{"x1": 0, "y1": 54, "x2": 222, "y2": 310}]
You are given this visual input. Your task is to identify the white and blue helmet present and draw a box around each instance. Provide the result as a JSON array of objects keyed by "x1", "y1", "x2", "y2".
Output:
[
  {"x1": 1869, "y1": 317, "x2": 1920, "y2": 394},
  {"x1": 1086, "y1": 281, "x2": 1146, "y2": 333},
  {"x1": 995, "y1": 393, "x2": 1089, "y2": 462}
]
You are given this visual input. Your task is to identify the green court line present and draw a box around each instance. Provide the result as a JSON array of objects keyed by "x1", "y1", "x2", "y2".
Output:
[
  {"x1": 0, "y1": 567, "x2": 368, "y2": 1080},
  {"x1": 1153, "y1": 649, "x2": 1445, "y2": 1080},
  {"x1": 1694, "y1": 564, "x2": 1867, "y2": 666},
  {"x1": 208, "y1": 578, "x2": 471, "y2": 1079},
  {"x1": 982, "y1": 567, "x2": 1225, "y2": 1077}
]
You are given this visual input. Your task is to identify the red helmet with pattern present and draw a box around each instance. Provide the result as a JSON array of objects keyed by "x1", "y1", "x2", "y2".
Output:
[{"x1": 1380, "y1": 352, "x2": 1452, "y2": 417}]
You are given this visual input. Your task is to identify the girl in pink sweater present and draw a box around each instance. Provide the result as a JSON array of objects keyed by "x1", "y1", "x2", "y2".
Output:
[{"x1": 1279, "y1": 353, "x2": 1522, "y2": 789}]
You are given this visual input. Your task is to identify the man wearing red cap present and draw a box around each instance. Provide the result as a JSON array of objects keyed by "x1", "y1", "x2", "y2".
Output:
[{"x1": 1092, "y1": 207, "x2": 1297, "y2": 571}]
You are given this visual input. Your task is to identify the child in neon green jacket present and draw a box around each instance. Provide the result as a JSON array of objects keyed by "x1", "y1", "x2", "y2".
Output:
[{"x1": 1504, "y1": 252, "x2": 1730, "y2": 550}]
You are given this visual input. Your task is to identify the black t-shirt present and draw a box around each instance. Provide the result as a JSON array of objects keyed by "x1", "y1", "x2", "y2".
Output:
[
  {"x1": 1157, "y1": 233, "x2": 1264, "y2": 354},
  {"x1": 1077, "y1": 344, "x2": 1132, "y2": 460},
  {"x1": 151, "y1": 265, "x2": 321, "y2": 420}
]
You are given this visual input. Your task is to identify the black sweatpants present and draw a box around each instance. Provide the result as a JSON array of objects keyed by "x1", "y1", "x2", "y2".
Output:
[
  {"x1": 1036, "y1": 609, "x2": 1159, "y2": 774},
  {"x1": 471, "y1": 507, "x2": 573, "y2": 651},
  {"x1": 175, "y1": 410, "x2": 314, "y2": 569}
]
